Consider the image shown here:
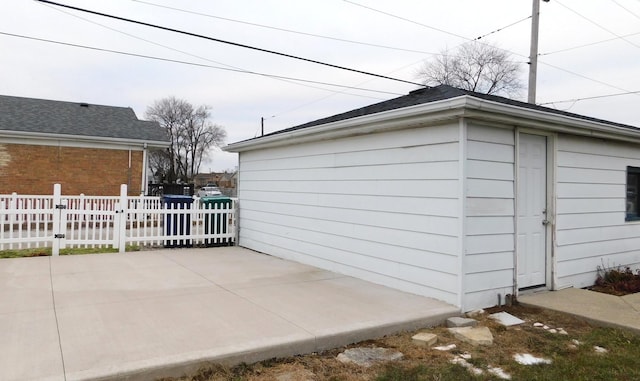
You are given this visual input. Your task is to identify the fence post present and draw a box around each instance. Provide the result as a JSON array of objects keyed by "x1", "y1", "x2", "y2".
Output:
[
  {"x1": 7, "y1": 193, "x2": 17, "y2": 250},
  {"x1": 52, "y1": 184, "x2": 62, "y2": 256},
  {"x1": 117, "y1": 184, "x2": 127, "y2": 253}
]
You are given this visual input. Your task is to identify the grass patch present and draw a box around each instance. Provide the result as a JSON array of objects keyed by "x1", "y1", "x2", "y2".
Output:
[
  {"x1": 157, "y1": 305, "x2": 640, "y2": 381},
  {"x1": 0, "y1": 245, "x2": 140, "y2": 258}
]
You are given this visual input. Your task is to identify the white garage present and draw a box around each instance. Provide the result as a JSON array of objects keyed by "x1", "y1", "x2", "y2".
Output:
[{"x1": 225, "y1": 85, "x2": 640, "y2": 311}]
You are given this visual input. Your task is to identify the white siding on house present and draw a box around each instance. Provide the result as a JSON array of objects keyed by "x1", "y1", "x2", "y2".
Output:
[
  {"x1": 463, "y1": 123, "x2": 515, "y2": 311},
  {"x1": 237, "y1": 123, "x2": 462, "y2": 306},
  {"x1": 555, "y1": 134, "x2": 640, "y2": 289}
]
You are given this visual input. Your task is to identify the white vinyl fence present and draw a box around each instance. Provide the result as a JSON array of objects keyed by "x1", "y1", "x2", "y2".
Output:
[{"x1": 0, "y1": 184, "x2": 237, "y2": 255}]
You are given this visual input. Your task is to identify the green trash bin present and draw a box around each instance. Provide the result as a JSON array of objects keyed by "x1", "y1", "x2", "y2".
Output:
[{"x1": 201, "y1": 196, "x2": 233, "y2": 247}]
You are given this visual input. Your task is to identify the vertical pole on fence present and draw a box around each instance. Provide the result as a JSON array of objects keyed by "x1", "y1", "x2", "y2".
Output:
[
  {"x1": 52, "y1": 184, "x2": 62, "y2": 256},
  {"x1": 117, "y1": 184, "x2": 127, "y2": 253},
  {"x1": 8, "y1": 193, "x2": 17, "y2": 250}
]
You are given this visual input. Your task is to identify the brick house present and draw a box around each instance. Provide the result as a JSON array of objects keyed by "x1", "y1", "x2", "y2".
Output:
[{"x1": 0, "y1": 95, "x2": 169, "y2": 195}]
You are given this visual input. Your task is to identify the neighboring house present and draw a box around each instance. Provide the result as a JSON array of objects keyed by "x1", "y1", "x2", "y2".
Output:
[
  {"x1": 0, "y1": 95, "x2": 169, "y2": 195},
  {"x1": 194, "y1": 172, "x2": 221, "y2": 188},
  {"x1": 194, "y1": 171, "x2": 238, "y2": 196},
  {"x1": 225, "y1": 85, "x2": 640, "y2": 312}
]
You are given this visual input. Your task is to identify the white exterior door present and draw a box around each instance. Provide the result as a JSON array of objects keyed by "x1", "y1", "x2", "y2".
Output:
[{"x1": 517, "y1": 133, "x2": 547, "y2": 288}]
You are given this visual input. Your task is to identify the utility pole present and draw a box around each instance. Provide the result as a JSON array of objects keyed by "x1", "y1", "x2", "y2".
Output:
[
  {"x1": 528, "y1": 0, "x2": 549, "y2": 104},
  {"x1": 261, "y1": 117, "x2": 264, "y2": 136},
  {"x1": 528, "y1": 0, "x2": 541, "y2": 104}
]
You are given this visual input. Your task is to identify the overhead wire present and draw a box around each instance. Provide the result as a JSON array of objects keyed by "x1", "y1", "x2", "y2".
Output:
[
  {"x1": 554, "y1": 0, "x2": 640, "y2": 49},
  {"x1": 0, "y1": 31, "x2": 401, "y2": 97},
  {"x1": 132, "y1": 0, "x2": 438, "y2": 56},
  {"x1": 539, "y1": 30, "x2": 640, "y2": 56},
  {"x1": 539, "y1": 90, "x2": 640, "y2": 105},
  {"x1": 343, "y1": 0, "x2": 640, "y2": 98},
  {"x1": 38, "y1": 3, "x2": 391, "y2": 101},
  {"x1": 611, "y1": 0, "x2": 640, "y2": 20},
  {"x1": 34, "y1": 0, "x2": 424, "y2": 87},
  {"x1": 472, "y1": 15, "x2": 532, "y2": 41}
]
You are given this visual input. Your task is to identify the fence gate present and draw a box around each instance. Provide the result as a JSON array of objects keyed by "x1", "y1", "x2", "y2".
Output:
[{"x1": 51, "y1": 184, "x2": 127, "y2": 255}]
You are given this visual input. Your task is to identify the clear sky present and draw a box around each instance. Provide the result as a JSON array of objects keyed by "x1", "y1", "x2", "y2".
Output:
[{"x1": 2, "y1": 1, "x2": 639, "y2": 171}]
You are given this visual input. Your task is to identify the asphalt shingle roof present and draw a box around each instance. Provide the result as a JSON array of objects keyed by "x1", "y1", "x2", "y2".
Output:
[
  {"x1": 0, "y1": 95, "x2": 168, "y2": 143},
  {"x1": 257, "y1": 85, "x2": 639, "y2": 140}
]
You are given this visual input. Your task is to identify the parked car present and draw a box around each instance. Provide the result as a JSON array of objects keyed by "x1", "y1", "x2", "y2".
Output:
[{"x1": 197, "y1": 186, "x2": 222, "y2": 197}]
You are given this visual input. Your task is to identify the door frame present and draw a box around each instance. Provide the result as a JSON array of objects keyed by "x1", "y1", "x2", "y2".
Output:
[{"x1": 514, "y1": 128, "x2": 556, "y2": 294}]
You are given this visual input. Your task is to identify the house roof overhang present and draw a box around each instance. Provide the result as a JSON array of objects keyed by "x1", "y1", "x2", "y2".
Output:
[
  {"x1": 224, "y1": 95, "x2": 640, "y2": 153},
  {"x1": 0, "y1": 129, "x2": 170, "y2": 150}
]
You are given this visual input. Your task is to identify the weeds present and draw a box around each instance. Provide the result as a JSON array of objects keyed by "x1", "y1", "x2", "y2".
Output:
[{"x1": 594, "y1": 261, "x2": 640, "y2": 295}]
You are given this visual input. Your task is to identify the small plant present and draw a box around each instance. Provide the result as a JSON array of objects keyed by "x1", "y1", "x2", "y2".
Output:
[{"x1": 594, "y1": 261, "x2": 640, "y2": 295}]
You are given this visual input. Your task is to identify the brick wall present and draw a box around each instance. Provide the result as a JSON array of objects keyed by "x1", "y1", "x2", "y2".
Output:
[{"x1": 0, "y1": 143, "x2": 143, "y2": 196}]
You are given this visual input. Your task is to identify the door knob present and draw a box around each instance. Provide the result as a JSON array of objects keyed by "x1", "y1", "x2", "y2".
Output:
[{"x1": 542, "y1": 219, "x2": 550, "y2": 226}]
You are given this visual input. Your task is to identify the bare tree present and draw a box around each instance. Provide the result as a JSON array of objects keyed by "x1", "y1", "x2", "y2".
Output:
[
  {"x1": 145, "y1": 97, "x2": 227, "y2": 183},
  {"x1": 417, "y1": 42, "x2": 523, "y2": 98}
]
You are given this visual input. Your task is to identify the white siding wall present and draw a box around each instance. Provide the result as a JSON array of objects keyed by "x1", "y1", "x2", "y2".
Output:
[
  {"x1": 555, "y1": 135, "x2": 640, "y2": 288},
  {"x1": 237, "y1": 123, "x2": 462, "y2": 306},
  {"x1": 463, "y1": 124, "x2": 515, "y2": 311}
]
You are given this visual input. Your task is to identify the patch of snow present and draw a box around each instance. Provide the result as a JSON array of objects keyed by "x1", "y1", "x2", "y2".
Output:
[
  {"x1": 488, "y1": 366, "x2": 512, "y2": 380},
  {"x1": 513, "y1": 353, "x2": 552, "y2": 365},
  {"x1": 571, "y1": 339, "x2": 582, "y2": 346},
  {"x1": 533, "y1": 322, "x2": 544, "y2": 327},
  {"x1": 549, "y1": 329, "x2": 558, "y2": 334},
  {"x1": 450, "y1": 356, "x2": 483, "y2": 375},
  {"x1": 433, "y1": 344, "x2": 457, "y2": 351},
  {"x1": 594, "y1": 346, "x2": 608, "y2": 354}
]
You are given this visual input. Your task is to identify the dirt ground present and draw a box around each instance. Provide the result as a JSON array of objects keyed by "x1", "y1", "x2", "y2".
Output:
[{"x1": 158, "y1": 304, "x2": 624, "y2": 381}]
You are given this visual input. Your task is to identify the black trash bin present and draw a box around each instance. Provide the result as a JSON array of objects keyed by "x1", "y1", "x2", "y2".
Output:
[
  {"x1": 163, "y1": 195, "x2": 194, "y2": 248},
  {"x1": 201, "y1": 196, "x2": 233, "y2": 247}
]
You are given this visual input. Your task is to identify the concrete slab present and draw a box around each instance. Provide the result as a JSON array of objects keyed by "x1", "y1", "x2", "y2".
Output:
[
  {"x1": 0, "y1": 256, "x2": 51, "y2": 276},
  {"x1": 448, "y1": 326, "x2": 494, "y2": 346},
  {"x1": 0, "y1": 247, "x2": 459, "y2": 381},
  {"x1": 57, "y1": 289, "x2": 315, "y2": 381},
  {"x1": 165, "y1": 248, "x2": 340, "y2": 290},
  {"x1": 233, "y1": 276, "x2": 458, "y2": 350},
  {"x1": 519, "y1": 288, "x2": 640, "y2": 335},
  {"x1": 622, "y1": 293, "x2": 640, "y2": 312},
  {"x1": 446, "y1": 317, "x2": 478, "y2": 327},
  {"x1": 489, "y1": 311, "x2": 525, "y2": 326},
  {"x1": 0, "y1": 273, "x2": 53, "y2": 314},
  {"x1": 51, "y1": 262, "x2": 221, "y2": 308},
  {"x1": 0, "y1": 309, "x2": 64, "y2": 381}
]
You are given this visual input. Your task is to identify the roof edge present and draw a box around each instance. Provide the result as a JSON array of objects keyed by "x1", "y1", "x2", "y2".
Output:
[
  {"x1": 225, "y1": 94, "x2": 640, "y2": 152},
  {"x1": 224, "y1": 96, "x2": 469, "y2": 152},
  {"x1": 0, "y1": 129, "x2": 170, "y2": 149}
]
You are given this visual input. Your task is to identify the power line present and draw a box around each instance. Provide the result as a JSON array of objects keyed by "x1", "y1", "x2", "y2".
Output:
[
  {"x1": 473, "y1": 15, "x2": 532, "y2": 41},
  {"x1": 343, "y1": 0, "x2": 468, "y2": 41},
  {"x1": 39, "y1": 3, "x2": 390, "y2": 101},
  {"x1": 0, "y1": 31, "x2": 402, "y2": 97},
  {"x1": 539, "y1": 90, "x2": 640, "y2": 105},
  {"x1": 611, "y1": 0, "x2": 640, "y2": 20},
  {"x1": 539, "y1": 30, "x2": 640, "y2": 56},
  {"x1": 555, "y1": 0, "x2": 640, "y2": 49},
  {"x1": 34, "y1": 0, "x2": 424, "y2": 87},
  {"x1": 344, "y1": 0, "x2": 640, "y2": 97},
  {"x1": 132, "y1": 0, "x2": 438, "y2": 56}
]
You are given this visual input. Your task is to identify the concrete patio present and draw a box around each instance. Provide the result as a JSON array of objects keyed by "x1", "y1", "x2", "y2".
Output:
[{"x1": 0, "y1": 247, "x2": 459, "y2": 381}]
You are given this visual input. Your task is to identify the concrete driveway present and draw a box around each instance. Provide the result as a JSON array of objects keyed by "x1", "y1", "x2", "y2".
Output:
[{"x1": 0, "y1": 247, "x2": 458, "y2": 381}]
